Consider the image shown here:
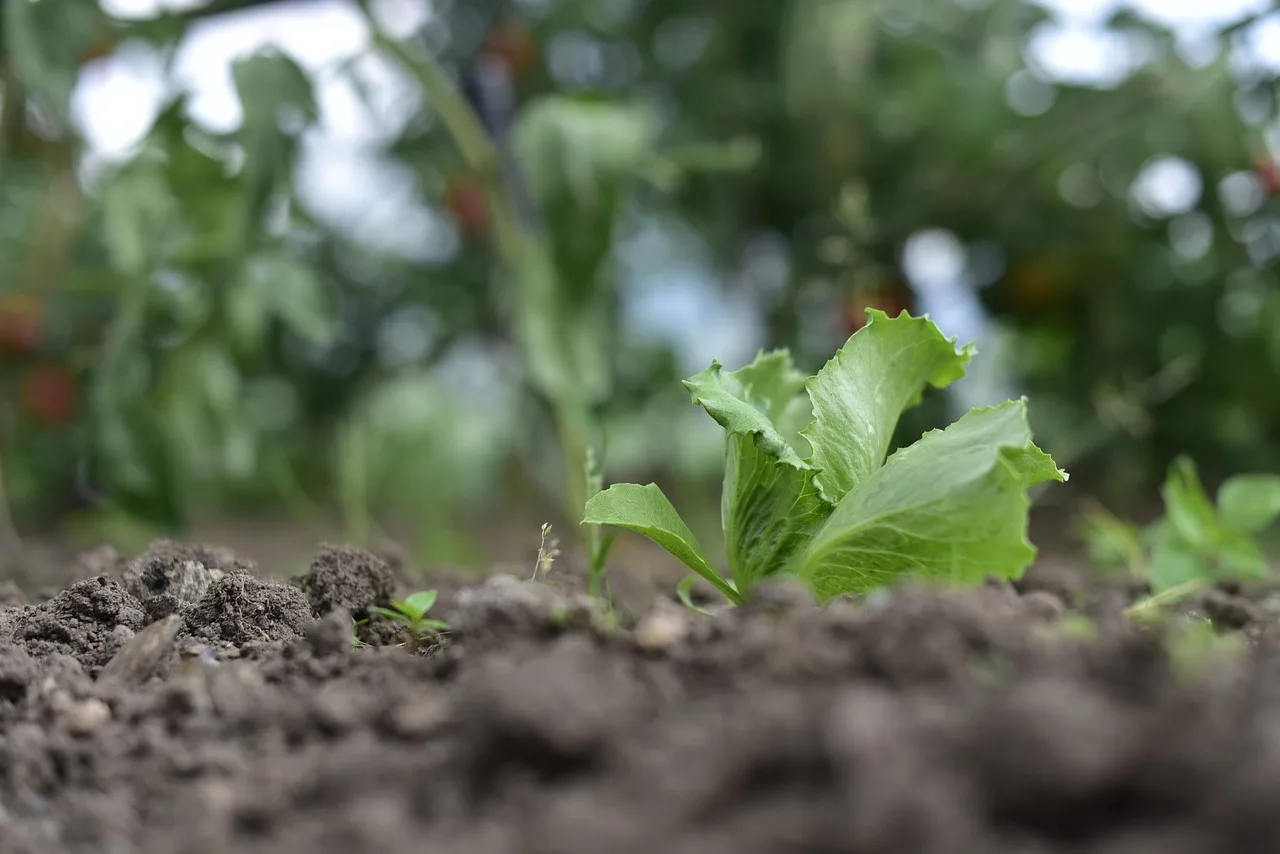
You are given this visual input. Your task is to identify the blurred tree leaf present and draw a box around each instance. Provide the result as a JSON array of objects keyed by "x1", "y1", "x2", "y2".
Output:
[
  {"x1": 513, "y1": 95, "x2": 660, "y2": 207},
  {"x1": 231, "y1": 52, "x2": 316, "y2": 237},
  {"x1": 3, "y1": 0, "x2": 106, "y2": 128},
  {"x1": 509, "y1": 96, "x2": 661, "y2": 409},
  {"x1": 99, "y1": 155, "x2": 180, "y2": 276},
  {"x1": 157, "y1": 340, "x2": 241, "y2": 497},
  {"x1": 231, "y1": 252, "x2": 335, "y2": 353},
  {"x1": 781, "y1": 0, "x2": 876, "y2": 120}
]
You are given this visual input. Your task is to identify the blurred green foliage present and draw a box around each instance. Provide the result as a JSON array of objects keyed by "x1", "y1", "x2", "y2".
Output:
[{"x1": 1, "y1": 0, "x2": 1279, "y2": 560}]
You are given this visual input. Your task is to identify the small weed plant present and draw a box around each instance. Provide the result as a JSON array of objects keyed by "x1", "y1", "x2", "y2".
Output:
[
  {"x1": 1083, "y1": 456, "x2": 1280, "y2": 601},
  {"x1": 372, "y1": 589, "x2": 450, "y2": 651},
  {"x1": 584, "y1": 310, "x2": 1066, "y2": 604},
  {"x1": 532, "y1": 522, "x2": 562, "y2": 579}
]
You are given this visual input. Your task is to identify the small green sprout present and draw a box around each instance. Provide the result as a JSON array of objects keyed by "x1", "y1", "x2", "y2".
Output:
[
  {"x1": 676, "y1": 575, "x2": 715, "y2": 617},
  {"x1": 1083, "y1": 457, "x2": 1280, "y2": 618},
  {"x1": 373, "y1": 589, "x2": 449, "y2": 651}
]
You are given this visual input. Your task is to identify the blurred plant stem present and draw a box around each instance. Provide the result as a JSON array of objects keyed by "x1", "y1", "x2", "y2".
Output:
[
  {"x1": 0, "y1": 406, "x2": 23, "y2": 562},
  {"x1": 0, "y1": 459, "x2": 21, "y2": 561},
  {"x1": 369, "y1": 18, "x2": 595, "y2": 525},
  {"x1": 0, "y1": 68, "x2": 21, "y2": 561}
]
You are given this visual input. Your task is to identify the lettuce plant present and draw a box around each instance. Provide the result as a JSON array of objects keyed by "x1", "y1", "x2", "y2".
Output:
[{"x1": 583, "y1": 310, "x2": 1066, "y2": 604}]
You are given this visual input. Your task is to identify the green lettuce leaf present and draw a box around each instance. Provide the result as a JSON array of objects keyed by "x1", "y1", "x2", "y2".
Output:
[
  {"x1": 583, "y1": 482, "x2": 740, "y2": 603},
  {"x1": 684, "y1": 351, "x2": 831, "y2": 592},
  {"x1": 797, "y1": 400, "x2": 1066, "y2": 601},
  {"x1": 1217, "y1": 474, "x2": 1280, "y2": 534},
  {"x1": 801, "y1": 309, "x2": 973, "y2": 502},
  {"x1": 683, "y1": 350, "x2": 812, "y2": 468}
]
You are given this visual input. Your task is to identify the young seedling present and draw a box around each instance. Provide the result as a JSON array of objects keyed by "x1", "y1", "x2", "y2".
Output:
[
  {"x1": 351, "y1": 617, "x2": 369, "y2": 648},
  {"x1": 1088, "y1": 456, "x2": 1280, "y2": 614},
  {"x1": 583, "y1": 445, "x2": 618, "y2": 599},
  {"x1": 584, "y1": 309, "x2": 1066, "y2": 605},
  {"x1": 372, "y1": 589, "x2": 450, "y2": 651}
]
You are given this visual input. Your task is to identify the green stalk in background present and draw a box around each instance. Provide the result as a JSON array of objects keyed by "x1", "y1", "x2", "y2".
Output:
[
  {"x1": 370, "y1": 21, "x2": 597, "y2": 526},
  {"x1": 0, "y1": 442, "x2": 22, "y2": 565}
]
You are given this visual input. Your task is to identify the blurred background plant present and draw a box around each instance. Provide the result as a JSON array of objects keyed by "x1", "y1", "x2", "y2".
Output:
[{"x1": 2, "y1": 0, "x2": 1280, "y2": 570}]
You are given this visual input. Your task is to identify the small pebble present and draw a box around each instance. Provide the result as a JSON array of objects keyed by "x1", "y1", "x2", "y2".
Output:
[
  {"x1": 1022, "y1": 591, "x2": 1066, "y2": 621},
  {"x1": 65, "y1": 698, "x2": 111, "y2": 736},
  {"x1": 100, "y1": 615, "x2": 181, "y2": 687},
  {"x1": 634, "y1": 607, "x2": 689, "y2": 651},
  {"x1": 384, "y1": 695, "x2": 449, "y2": 740}
]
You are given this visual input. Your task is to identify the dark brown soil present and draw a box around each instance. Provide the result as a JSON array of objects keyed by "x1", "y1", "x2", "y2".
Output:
[{"x1": 3, "y1": 541, "x2": 1280, "y2": 853}]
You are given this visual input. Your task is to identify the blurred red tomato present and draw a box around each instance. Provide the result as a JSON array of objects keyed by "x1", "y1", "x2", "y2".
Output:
[
  {"x1": 21, "y1": 363, "x2": 76, "y2": 426},
  {"x1": 842, "y1": 287, "x2": 909, "y2": 336},
  {"x1": 0, "y1": 294, "x2": 42, "y2": 353},
  {"x1": 1008, "y1": 259, "x2": 1066, "y2": 310},
  {"x1": 483, "y1": 21, "x2": 537, "y2": 77},
  {"x1": 79, "y1": 38, "x2": 118, "y2": 65},
  {"x1": 446, "y1": 176, "x2": 490, "y2": 236},
  {"x1": 1255, "y1": 158, "x2": 1280, "y2": 195}
]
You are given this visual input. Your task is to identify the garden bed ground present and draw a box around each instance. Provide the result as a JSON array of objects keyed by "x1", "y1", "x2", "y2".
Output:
[{"x1": 3, "y1": 538, "x2": 1280, "y2": 853}]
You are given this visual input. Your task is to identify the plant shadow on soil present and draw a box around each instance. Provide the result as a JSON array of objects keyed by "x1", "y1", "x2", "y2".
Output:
[{"x1": 4, "y1": 539, "x2": 1280, "y2": 852}]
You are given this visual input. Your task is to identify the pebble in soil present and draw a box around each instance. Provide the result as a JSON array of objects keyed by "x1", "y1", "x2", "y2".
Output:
[{"x1": 121, "y1": 540, "x2": 234, "y2": 621}]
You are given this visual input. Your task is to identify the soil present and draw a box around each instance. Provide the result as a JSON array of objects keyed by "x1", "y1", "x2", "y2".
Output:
[{"x1": 4, "y1": 541, "x2": 1280, "y2": 853}]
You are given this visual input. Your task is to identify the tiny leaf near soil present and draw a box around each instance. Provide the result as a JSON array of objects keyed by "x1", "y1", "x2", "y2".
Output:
[
  {"x1": 583, "y1": 483, "x2": 742, "y2": 604},
  {"x1": 372, "y1": 589, "x2": 448, "y2": 632},
  {"x1": 1078, "y1": 498, "x2": 1147, "y2": 577},
  {"x1": 1145, "y1": 457, "x2": 1270, "y2": 594},
  {"x1": 1217, "y1": 473, "x2": 1280, "y2": 534},
  {"x1": 1163, "y1": 458, "x2": 1222, "y2": 550},
  {"x1": 1147, "y1": 519, "x2": 1212, "y2": 592},
  {"x1": 402, "y1": 589, "x2": 438, "y2": 619},
  {"x1": 676, "y1": 575, "x2": 717, "y2": 617},
  {"x1": 584, "y1": 309, "x2": 1065, "y2": 604}
]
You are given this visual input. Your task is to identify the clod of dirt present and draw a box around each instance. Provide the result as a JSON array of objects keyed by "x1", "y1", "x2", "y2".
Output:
[
  {"x1": 20, "y1": 539, "x2": 1280, "y2": 854},
  {"x1": 121, "y1": 540, "x2": 236, "y2": 621},
  {"x1": 1021, "y1": 589, "x2": 1066, "y2": 621},
  {"x1": 741, "y1": 577, "x2": 819, "y2": 615},
  {"x1": 357, "y1": 616, "x2": 411, "y2": 649},
  {"x1": 303, "y1": 608, "x2": 357, "y2": 660},
  {"x1": 0, "y1": 645, "x2": 39, "y2": 707},
  {"x1": 184, "y1": 570, "x2": 314, "y2": 646},
  {"x1": 454, "y1": 634, "x2": 648, "y2": 794},
  {"x1": 12, "y1": 575, "x2": 147, "y2": 671},
  {"x1": 1191, "y1": 588, "x2": 1265, "y2": 631},
  {"x1": 1016, "y1": 557, "x2": 1149, "y2": 617},
  {"x1": 449, "y1": 573, "x2": 605, "y2": 645},
  {"x1": 298, "y1": 545, "x2": 395, "y2": 617}
]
